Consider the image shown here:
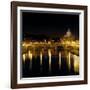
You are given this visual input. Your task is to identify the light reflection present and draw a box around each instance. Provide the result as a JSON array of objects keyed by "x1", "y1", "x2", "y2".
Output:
[
  {"x1": 68, "y1": 52, "x2": 71, "y2": 70},
  {"x1": 73, "y1": 55, "x2": 79, "y2": 73},
  {"x1": 40, "y1": 51, "x2": 43, "y2": 72},
  {"x1": 48, "y1": 49, "x2": 51, "y2": 72},
  {"x1": 28, "y1": 50, "x2": 32, "y2": 70},
  {"x1": 28, "y1": 50, "x2": 32, "y2": 60},
  {"x1": 23, "y1": 54, "x2": 26, "y2": 62},
  {"x1": 22, "y1": 49, "x2": 79, "y2": 74},
  {"x1": 59, "y1": 52, "x2": 61, "y2": 69},
  {"x1": 22, "y1": 30, "x2": 80, "y2": 76}
]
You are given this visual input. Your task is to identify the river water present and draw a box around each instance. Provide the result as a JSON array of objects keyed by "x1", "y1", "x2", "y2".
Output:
[{"x1": 22, "y1": 48, "x2": 79, "y2": 78}]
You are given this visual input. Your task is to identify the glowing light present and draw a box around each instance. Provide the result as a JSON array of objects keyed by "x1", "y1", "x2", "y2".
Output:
[
  {"x1": 48, "y1": 41, "x2": 51, "y2": 44},
  {"x1": 40, "y1": 52, "x2": 43, "y2": 65},
  {"x1": 44, "y1": 39, "x2": 46, "y2": 42},
  {"x1": 68, "y1": 52, "x2": 71, "y2": 70},
  {"x1": 28, "y1": 50, "x2": 32, "y2": 70},
  {"x1": 22, "y1": 42, "x2": 31, "y2": 48},
  {"x1": 64, "y1": 29, "x2": 71, "y2": 37},
  {"x1": 59, "y1": 52, "x2": 61, "y2": 69},
  {"x1": 40, "y1": 52, "x2": 43, "y2": 72},
  {"x1": 73, "y1": 55, "x2": 79, "y2": 73},
  {"x1": 48, "y1": 49, "x2": 51, "y2": 72},
  {"x1": 28, "y1": 50, "x2": 32, "y2": 60},
  {"x1": 21, "y1": 29, "x2": 80, "y2": 74},
  {"x1": 22, "y1": 54, "x2": 26, "y2": 62}
]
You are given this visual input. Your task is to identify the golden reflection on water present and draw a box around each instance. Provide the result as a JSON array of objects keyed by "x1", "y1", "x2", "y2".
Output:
[
  {"x1": 22, "y1": 49, "x2": 79, "y2": 74},
  {"x1": 48, "y1": 49, "x2": 51, "y2": 72},
  {"x1": 73, "y1": 55, "x2": 79, "y2": 73},
  {"x1": 59, "y1": 52, "x2": 61, "y2": 69},
  {"x1": 40, "y1": 51, "x2": 43, "y2": 66},
  {"x1": 28, "y1": 50, "x2": 32, "y2": 61},
  {"x1": 68, "y1": 52, "x2": 71, "y2": 70},
  {"x1": 22, "y1": 54, "x2": 26, "y2": 62},
  {"x1": 28, "y1": 50, "x2": 32, "y2": 70}
]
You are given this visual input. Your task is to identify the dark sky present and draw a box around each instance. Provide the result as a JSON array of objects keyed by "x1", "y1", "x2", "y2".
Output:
[{"x1": 22, "y1": 11, "x2": 79, "y2": 40}]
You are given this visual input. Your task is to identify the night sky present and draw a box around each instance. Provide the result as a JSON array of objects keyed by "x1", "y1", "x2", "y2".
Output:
[{"x1": 22, "y1": 11, "x2": 79, "y2": 40}]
